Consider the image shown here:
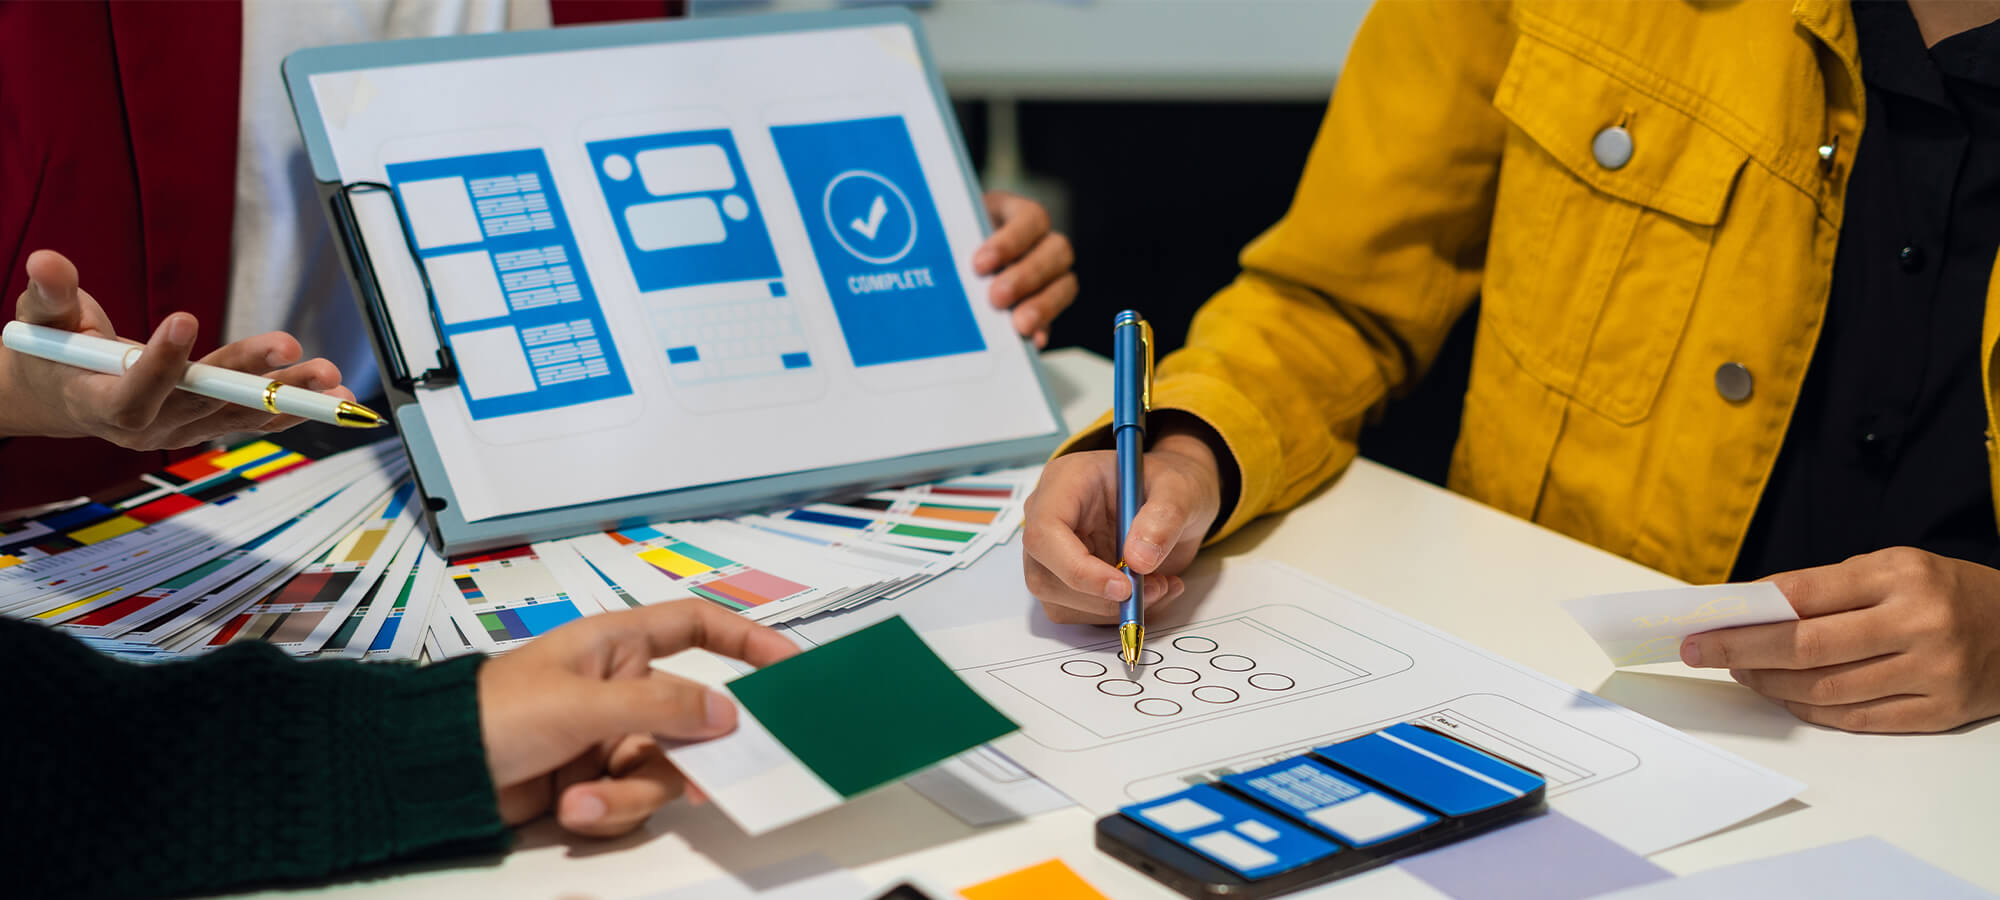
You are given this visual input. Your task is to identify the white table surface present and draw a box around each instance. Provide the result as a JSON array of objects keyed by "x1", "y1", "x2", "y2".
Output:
[{"x1": 256, "y1": 348, "x2": 2000, "y2": 898}]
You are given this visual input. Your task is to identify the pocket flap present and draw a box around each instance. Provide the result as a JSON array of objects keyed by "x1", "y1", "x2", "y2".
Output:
[{"x1": 1493, "y1": 31, "x2": 1747, "y2": 226}]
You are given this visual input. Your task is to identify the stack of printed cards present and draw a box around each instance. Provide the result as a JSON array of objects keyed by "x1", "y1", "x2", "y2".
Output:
[
  {"x1": 3, "y1": 438, "x2": 1037, "y2": 667},
  {"x1": 0, "y1": 440, "x2": 420, "y2": 662}
]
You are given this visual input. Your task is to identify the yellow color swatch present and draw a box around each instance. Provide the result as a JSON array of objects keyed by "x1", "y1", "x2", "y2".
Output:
[
  {"x1": 959, "y1": 859, "x2": 1109, "y2": 900},
  {"x1": 36, "y1": 588, "x2": 117, "y2": 620},
  {"x1": 0, "y1": 555, "x2": 21, "y2": 569},
  {"x1": 636, "y1": 546, "x2": 714, "y2": 578},
  {"x1": 244, "y1": 452, "x2": 306, "y2": 479},
  {"x1": 211, "y1": 440, "x2": 285, "y2": 469},
  {"x1": 69, "y1": 515, "x2": 146, "y2": 545}
]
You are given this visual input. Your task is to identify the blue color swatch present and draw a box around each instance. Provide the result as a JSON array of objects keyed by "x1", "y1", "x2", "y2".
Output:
[
  {"x1": 769, "y1": 116, "x2": 985, "y2": 367},
  {"x1": 387, "y1": 149, "x2": 631, "y2": 419},
  {"x1": 1122, "y1": 783, "x2": 1342, "y2": 879},
  {"x1": 788, "y1": 509, "x2": 871, "y2": 529}
]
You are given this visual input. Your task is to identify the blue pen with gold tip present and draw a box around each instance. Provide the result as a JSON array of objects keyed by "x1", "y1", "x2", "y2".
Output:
[{"x1": 1113, "y1": 310, "x2": 1154, "y2": 674}]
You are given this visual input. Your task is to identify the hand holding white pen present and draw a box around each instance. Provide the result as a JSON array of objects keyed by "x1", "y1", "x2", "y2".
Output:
[
  {"x1": 1, "y1": 250, "x2": 371, "y2": 448},
  {"x1": 4, "y1": 320, "x2": 382, "y2": 429}
]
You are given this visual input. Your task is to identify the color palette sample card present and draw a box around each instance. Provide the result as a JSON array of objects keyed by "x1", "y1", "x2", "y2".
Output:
[
  {"x1": 572, "y1": 467, "x2": 1035, "y2": 626},
  {"x1": 665, "y1": 616, "x2": 1017, "y2": 835}
]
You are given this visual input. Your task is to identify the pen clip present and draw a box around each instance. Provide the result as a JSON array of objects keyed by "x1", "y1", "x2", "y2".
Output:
[{"x1": 1139, "y1": 319, "x2": 1154, "y2": 413}]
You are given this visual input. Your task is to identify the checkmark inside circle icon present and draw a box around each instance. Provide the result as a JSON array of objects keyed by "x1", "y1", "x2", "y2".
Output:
[{"x1": 849, "y1": 195, "x2": 888, "y2": 240}]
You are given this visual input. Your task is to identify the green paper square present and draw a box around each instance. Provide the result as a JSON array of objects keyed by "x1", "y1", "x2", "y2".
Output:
[{"x1": 726, "y1": 616, "x2": 1016, "y2": 797}]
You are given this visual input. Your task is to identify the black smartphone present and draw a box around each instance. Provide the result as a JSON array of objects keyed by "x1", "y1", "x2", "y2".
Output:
[{"x1": 1095, "y1": 723, "x2": 1548, "y2": 899}]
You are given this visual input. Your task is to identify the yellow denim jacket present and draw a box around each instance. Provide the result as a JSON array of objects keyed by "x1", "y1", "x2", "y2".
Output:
[{"x1": 1064, "y1": 0, "x2": 2000, "y2": 584}]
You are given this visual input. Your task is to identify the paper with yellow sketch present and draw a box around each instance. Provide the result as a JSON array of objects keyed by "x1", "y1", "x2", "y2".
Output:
[{"x1": 1562, "y1": 582, "x2": 1799, "y2": 666}]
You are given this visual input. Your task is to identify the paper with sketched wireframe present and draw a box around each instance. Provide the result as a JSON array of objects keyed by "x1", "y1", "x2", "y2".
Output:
[{"x1": 1562, "y1": 582, "x2": 1798, "y2": 666}]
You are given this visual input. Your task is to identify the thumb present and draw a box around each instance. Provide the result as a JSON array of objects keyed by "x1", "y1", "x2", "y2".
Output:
[
  {"x1": 1124, "y1": 483, "x2": 1202, "y2": 575},
  {"x1": 591, "y1": 672, "x2": 739, "y2": 743},
  {"x1": 18, "y1": 250, "x2": 84, "y2": 331}
]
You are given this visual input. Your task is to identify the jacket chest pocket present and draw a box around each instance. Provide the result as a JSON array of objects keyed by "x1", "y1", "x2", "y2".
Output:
[{"x1": 1483, "y1": 30, "x2": 1748, "y2": 426}]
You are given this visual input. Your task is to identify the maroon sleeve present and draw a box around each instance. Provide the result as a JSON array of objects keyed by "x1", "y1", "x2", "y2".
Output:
[
  {"x1": 0, "y1": 0, "x2": 241, "y2": 508},
  {"x1": 550, "y1": 0, "x2": 685, "y2": 26}
]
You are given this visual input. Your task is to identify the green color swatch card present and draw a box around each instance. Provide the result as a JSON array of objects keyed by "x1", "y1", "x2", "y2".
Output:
[{"x1": 663, "y1": 616, "x2": 1018, "y2": 834}]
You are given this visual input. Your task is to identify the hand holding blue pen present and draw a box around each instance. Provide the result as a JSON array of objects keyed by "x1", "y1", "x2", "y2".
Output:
[{"x1": 1113, "y1": 310, "x2": 1153, "y2": 673}]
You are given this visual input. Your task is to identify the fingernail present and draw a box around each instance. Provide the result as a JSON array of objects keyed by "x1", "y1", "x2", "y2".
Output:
[
  {"x1": 1681, "y1": 640, "x2": 1701, "y2": 667},
  {"x1": 1034, "y1": 331, "x2": 1049, "y2": 349},
  {"x1": 566, "y1": 792, "x2": 606, "y2": 824},
  {"x1": 975, "y1": 249, "x2": 996, "y2": 272},
  {"x1": 1103, "y1": 576, "x2": 1128, "y2": 601},
  {"x1": 704, "y1": 689, "x2": 734, "y2": 731},
  {"x1": 165, "y1": 315, "x2": 195, "y2": 347},
  {"x1": 28, "y1": 278, "x2": 48, "y2": 301}
]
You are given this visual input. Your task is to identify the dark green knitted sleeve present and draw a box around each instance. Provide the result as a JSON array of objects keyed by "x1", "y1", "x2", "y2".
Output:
[{"x1": 1, "y1": 617, "x2": 510, "y2": 898}]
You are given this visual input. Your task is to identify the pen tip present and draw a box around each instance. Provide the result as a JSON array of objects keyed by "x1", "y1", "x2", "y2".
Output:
[{"x1": 335, "y1": 400, "x2": 387, "y2": 429}]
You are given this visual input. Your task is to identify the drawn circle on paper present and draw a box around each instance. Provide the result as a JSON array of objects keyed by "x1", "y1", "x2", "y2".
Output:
[
  {"x1": 1249, "y1": 673, "x2": 1296, "y2": 692},
  {"x1": 1193, "y1": 686, "x2": 1240, "y2": 704},
  {"x1": 1136, "y1": 649, "x2": 1164, "y2": 666},
  {"x1": 1211, "y1": 654, "x2": 1255, "y2": 672},
  {"x1": 1136, "y1": 698, "x2": 1183, "y2": 717},
  {"x1": 1062, "y1": 659, "x2": 1108, "y2": 678},
  {"x1": 721, "y1": 193, "x2": 750, "y2": 221},
  {"x1": 602, "y1": 153, "x2": 633, "y2": 181},
  {"x1": 1155, "y1": 666, "x2": 1200, "y2": 685},
  {"x1": 1173, "y1": 636, "x2": 1219, "y2": 653},
  {"x1": 1098, "y1": 679, "x2": 1143, "y2": 696}
]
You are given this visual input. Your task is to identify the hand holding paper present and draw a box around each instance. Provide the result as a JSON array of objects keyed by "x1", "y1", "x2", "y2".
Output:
[
  {"x1": 477, "y1": 599, "x2": 798, "y2": 837},
  {"x1": 1562, "y1": 582, "x2": 1799, "y2": 667},
  {"x1": 665, "y1": 616, "x2": 1017, "y2": 834},
  {"x1": 1681, "y1": 549, "x2": 2000, "y2": 733}
]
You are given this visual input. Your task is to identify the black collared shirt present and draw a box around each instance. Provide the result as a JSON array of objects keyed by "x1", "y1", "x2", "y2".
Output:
[{"x1": 1733, "y1": 1, "x2": 2000, "y2": 580}]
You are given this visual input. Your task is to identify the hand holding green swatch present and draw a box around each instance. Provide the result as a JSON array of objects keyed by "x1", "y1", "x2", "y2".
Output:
[{"x1": 664, "y1": 616, "x2": 1018, "y2": 834}]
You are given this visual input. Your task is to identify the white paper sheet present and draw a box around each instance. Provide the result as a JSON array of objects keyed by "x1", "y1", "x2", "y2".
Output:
[
  {"x1": 1562, "y1": 582, "x2": 1798, "y2": 666},
  {"x1": 922, "y1": 561, "x2": 1805, "y2": 856},
  {"x1": 902, "y1": 745, "x2": 1073, "y2": 826}
]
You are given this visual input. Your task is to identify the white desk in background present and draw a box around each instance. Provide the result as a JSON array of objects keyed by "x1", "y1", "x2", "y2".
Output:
[{"x1": 250, "y1": 349, "x2": 2000, "y2": 898}]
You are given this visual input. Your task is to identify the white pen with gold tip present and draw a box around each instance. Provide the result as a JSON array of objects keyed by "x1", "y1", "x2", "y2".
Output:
[{"x1": 2, "y1": 320, "x2": 385, "y2": 429}]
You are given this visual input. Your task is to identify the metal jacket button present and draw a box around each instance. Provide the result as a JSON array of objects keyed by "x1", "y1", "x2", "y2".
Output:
[
  {"x1": 1593, "y1": 125, "x2": 1634, "y2": 170},
  {"x1": 1715, "y1": 362, "x2": 1754, "y2": 402}
]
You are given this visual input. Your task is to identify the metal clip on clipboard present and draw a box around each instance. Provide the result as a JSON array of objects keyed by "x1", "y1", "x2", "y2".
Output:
[{"x1": 331, "y1": 181, "x2": 460, "y2": 392}]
